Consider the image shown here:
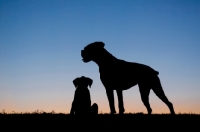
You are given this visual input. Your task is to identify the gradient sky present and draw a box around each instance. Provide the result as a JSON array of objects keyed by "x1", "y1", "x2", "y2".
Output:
[{"x1": 0, "y1": 0, "x2": 200, "y2": 114}]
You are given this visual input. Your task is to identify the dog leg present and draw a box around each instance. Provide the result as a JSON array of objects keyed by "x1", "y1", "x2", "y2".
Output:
[
  {"x1": 151, "y1": 76, "x2": 175, "y2": 115},
  {"x1": 106, "y1": 89, "x2": 116, "y2": 114},
  {"x1": 70, "y1": 101, "x2": 75, "y2": 115},
  {"x1": 138, "y1": 83, "x2": 152, "y2": 115},
  {"x1": 116, "y1": 90, "x2": 125, "y2": 114},
  {"x1": 90, "y1": 103, "x2": 98, "y2": 115}
]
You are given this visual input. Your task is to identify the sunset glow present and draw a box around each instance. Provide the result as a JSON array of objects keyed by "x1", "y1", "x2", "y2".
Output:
[{"x1": 0, "y1": 0, "x2": 200, "y2": 114}]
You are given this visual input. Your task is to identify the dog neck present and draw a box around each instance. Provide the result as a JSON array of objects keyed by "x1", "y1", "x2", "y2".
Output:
[{"x1": 92, "y1": 48, "x2": 117, "y2": 67}]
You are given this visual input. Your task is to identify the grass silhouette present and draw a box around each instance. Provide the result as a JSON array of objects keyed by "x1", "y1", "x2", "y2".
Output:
[{"x1": 1, "y1": 110, "x2": 199, "y2": 131}]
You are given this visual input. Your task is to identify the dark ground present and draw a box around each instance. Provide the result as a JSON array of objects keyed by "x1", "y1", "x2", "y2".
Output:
[{"x1": 1, "y1": 113, "x2": 199, "y2": 131}]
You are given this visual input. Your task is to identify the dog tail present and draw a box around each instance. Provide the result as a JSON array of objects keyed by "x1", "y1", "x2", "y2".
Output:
[{"x1": 155, "y1": 70, "x2": 159, "y2": 75}]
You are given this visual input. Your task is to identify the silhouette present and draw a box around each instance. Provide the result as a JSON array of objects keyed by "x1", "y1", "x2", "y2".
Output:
[
  {"x1": 70, "y1": 76, "x2": 98, "y2": 115},
  {"x1": 81, "y1": 41, "x2": 175, "y2": 115}
]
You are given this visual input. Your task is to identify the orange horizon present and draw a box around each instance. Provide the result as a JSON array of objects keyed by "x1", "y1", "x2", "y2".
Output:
[
  {"x1": 1, "y1": 94, "x2": 199, "y2": 114},
  {"x1": 1, "y1": 105, "x2": 200, "y2": 114}
]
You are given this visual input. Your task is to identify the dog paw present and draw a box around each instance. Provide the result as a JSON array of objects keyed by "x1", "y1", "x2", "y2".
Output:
[
  {"x1": 119, "y1": 111, "x2": 124, "y2": 114},
  {"x1": 170, "y1": 112, "x2": 176, "y2": 115},
  {"x1": 119, "y1": 108, "x2": 125, "y2": 114},
  {"x1": 110, "y1": 110, "x2": 116, "y2": 115}
]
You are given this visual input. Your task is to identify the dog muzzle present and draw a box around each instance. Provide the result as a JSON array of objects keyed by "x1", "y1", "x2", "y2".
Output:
[{"x1": 81, "y1": 50, "x2": 91, "y2": 62}]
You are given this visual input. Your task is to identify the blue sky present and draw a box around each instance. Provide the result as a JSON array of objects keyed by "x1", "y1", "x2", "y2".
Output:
[{"x1": 0, "y1": 0, "x2": 200, "y2": 113}]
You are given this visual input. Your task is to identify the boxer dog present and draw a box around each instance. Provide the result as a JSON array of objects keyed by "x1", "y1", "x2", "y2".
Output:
[{"x1": 81, "y1": 41, "x2": 175, "y2": 115}]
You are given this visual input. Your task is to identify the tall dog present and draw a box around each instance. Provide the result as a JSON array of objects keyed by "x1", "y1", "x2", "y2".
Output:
[
  {"x1": 81, "y1": 41, "x2": 175, "y2": 115},
  {"x1": 70, "y1": 76, "x2": 98, "y2": 115}
]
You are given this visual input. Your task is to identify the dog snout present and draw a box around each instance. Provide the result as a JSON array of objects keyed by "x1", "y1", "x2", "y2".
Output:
[
  {"x1": 81, "y1": 50, "x2": 87, "y2": 62},
  {"x1": 81, "y1": 50, "x2": 84, "y2": 56},
  {"x1": 81, "y1": 50, "x2": 84, "y2": 58}
]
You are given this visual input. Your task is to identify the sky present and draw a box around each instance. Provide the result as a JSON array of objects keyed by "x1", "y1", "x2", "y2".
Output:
[{"x1": 0, "y1": 0, "x2": 200, "y2": 114}]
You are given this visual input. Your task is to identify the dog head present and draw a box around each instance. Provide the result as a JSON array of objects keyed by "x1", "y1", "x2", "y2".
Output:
[
  {"x1": 81, "y1": 41, "x2": 105, "y2": 63},
  {"x1": 73, "y1": 76, "x2": 93, "y2": 89}
]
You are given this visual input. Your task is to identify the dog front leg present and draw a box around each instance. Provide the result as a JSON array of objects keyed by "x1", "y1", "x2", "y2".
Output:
[
  {"x1": 70, "y1": 101, "x2": 75, "y2": 115},
  {"x1": 116, "y1": 90, "x2": 125, "y2": 114},
  {"x1": 106, "y1": 89, "x2": 116, "y2": 114}
]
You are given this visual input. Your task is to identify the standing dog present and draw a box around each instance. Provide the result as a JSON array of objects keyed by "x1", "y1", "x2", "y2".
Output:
[
  {"x1": 70, "y1": 76, "x2": 98, "y2": 115},
  {"x1": 81, "y1": 41, "x2": 175, "y2": 115}
]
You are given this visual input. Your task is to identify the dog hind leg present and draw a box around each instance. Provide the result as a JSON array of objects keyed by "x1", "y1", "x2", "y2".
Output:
[
  {"x1": 151, "y1": 76, "x2": 175, "y2": 115},
  {"x1": 138, "y1": 83, "x2": 152, "y2": 115},
  {"x1": 90, "y1": 103, "x2": 98, "y2": 115}
]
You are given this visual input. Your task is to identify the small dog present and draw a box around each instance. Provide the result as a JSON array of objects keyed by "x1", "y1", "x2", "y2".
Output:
[
  {"x1": 81, "y1": 41, "x2": 175, "y2": 115},
  {"x1": 70, "y1": 76, "x2": 98, "y2": 115}
]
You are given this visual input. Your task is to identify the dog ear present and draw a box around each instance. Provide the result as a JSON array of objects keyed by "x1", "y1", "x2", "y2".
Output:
[
  {"x1": 73, "y1": 78, "x2": 80, "y2": 88},
  {"x1": 87, "y1": 78, "x2": 93, "y2": 88},
  {"x1": 96, "y1": 41, "x2": 105, "y2": 48}
]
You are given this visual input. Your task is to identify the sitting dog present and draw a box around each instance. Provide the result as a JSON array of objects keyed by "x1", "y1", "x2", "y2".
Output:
[
  {"x1": 81, "y1": 41, "x2": 175, "y2": 115},
  {"x1": 70, "y1": 76, "x2": 98, "y2": 115}
]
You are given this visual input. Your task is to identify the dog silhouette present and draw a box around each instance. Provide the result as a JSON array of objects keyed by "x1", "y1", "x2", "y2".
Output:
[
  {"x1": 81, "y1": 41, "x2": 175, "y2": 115},
  {"x1": 70, "y1": 76, "x2": 98, "y2": 115}
]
